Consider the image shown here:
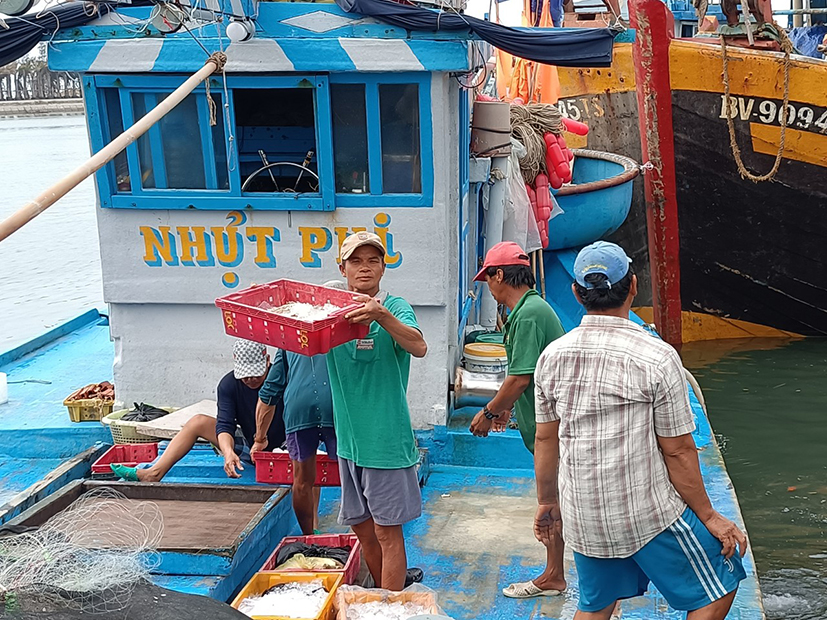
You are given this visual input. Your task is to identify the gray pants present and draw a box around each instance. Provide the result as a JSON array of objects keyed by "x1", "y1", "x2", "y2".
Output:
[{"x1": 338, "y1": 457, "x2": 422, "y2": 527}]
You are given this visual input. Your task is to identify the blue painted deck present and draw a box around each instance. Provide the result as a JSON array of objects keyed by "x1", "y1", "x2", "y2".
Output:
[
  {"x1": 0, "y1": 283, "x2": 765, "y2": 616},
  {"x1": 0, "y1": 311, "x2": 112, "y2": 523}
]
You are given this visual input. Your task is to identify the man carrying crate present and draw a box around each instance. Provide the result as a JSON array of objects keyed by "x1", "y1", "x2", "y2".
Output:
[
  {"x1": 328, "y1": 231, "x2": 428, "y2": 592},
  {"x1": 251, "y1": 352, "x2": 336, "y2": 536}
]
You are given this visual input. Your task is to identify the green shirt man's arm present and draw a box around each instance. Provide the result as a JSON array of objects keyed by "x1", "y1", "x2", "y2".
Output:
[{"x1": 345, "y1": 296, "x2": 427, "y2": 358}]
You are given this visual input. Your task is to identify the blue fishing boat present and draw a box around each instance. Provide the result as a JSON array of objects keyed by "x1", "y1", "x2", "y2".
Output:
[{"x1": 0, "y1": 0, "x2": 764, "y2": 616}]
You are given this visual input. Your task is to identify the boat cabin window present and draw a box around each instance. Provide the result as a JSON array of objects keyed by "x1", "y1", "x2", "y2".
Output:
[
  {"x1": 234, "y1": 88, "x2": 319, "y2": 195},
  {"x1": 91, "y1": 73, "x2": 431, "y2": 210},
  {"x1": 331, "y1": 84, "x2": 369, "y2": 194},
  {"x1": 379, "y1": 83, "x2": 421, "y2": 194}
]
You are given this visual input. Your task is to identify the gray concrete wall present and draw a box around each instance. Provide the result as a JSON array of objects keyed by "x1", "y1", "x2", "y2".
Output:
[
  {"x1": 97, "y1": 74, "x2": 462, "y2": 429},
  {"x1": 0, "y1": 99, "x2": 83, "y2": 118}
]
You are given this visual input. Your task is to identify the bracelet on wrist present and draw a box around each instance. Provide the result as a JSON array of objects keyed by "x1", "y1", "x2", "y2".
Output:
[{"x1": 483, "y1": 406, "x2": 498, "y2": 420}]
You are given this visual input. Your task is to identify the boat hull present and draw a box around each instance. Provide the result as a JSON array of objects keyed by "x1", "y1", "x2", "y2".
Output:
[{"x1": 558, "y1": 40, "x2": 827, "y2": 339}]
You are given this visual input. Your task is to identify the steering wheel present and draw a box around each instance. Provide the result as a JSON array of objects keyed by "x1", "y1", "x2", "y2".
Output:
[{"x1": 241, "y1": 161, "x2": 320, "y2": 193}]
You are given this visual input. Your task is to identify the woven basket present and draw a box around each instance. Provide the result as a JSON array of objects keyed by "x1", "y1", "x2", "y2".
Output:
[{"x1": 101, "y1": 408, "x2": 175, "y2": 444}]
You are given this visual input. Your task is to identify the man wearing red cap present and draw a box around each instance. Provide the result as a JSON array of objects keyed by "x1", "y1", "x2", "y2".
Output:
[{"x1": 469, "y1": 241, "x2": 567, "y2": 599}]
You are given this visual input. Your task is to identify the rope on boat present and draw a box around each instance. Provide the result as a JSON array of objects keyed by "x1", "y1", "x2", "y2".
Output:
[
  {"x1": 510, "y1": 103, "x2": 565, "y2": 184},
  {"x1": 0, "y1": 53, "x2": 227, "y2": 244},
  {"x1": 720, "y1": 27, "x2": 793, "y2": 183}
]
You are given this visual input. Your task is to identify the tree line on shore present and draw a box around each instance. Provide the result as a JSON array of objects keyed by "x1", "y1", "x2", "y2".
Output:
[{"x1": 0, "y1": 55, "x2": 81, "y2": 101}]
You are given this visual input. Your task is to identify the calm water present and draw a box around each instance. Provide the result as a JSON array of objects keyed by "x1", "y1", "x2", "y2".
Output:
[
  {"x1": 0, "y1": 115, "x2": 103, "y2": 349},
  {"x1": 1, "y1": 117, "x2": 825, "y2": 618},
  {"x1": 683, "y1": 339, "x2": 827, "y2": 620}
]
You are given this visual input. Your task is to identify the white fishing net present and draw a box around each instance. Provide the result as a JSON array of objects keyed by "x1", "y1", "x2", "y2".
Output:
[{"x1": 0, "y1": 487, "x2": 163, "y2": 614}]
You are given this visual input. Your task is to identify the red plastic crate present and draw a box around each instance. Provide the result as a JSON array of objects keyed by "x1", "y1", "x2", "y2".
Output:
[
  {"x1": 215, "y1": 280, "x2": 369, "y2": 356},
  {"x1": 260, "y1": 534, "x2": 362, "y2": 585},
  {"x1": 91, "y1": 443, "x2": 159, "y2": 474},
  {"x1": 253, "y1": 451, "x2": 340, "y2": 487}
]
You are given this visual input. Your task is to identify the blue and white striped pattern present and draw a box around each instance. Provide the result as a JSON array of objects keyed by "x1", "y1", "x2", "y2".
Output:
[
  {"x1": 668, "y1": 515, "x2": 730, "y2": 603},
  {"x1": 50, "y1": 36, "x2": 471, "y2": 73}
]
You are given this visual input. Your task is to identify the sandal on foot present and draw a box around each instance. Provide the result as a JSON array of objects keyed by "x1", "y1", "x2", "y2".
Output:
[
  {"x1": 502, "y1": 581, "x2": 562, "y2": 599},
  {"x1": 405, "y1": 568, "x2": 424, "y2": 588},
  {"x1": 110, "y1": 463, "x2": 140, "y2": 482}
]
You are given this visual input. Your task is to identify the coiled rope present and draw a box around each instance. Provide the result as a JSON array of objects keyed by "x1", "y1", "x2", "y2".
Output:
[{"x1": 510, "y1": 103, "x2": 564, "y2": 184}]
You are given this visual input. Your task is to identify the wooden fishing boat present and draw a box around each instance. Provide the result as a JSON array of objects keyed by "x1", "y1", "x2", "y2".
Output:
[
  {"x1": 557, "y1": 9, "x2": 827, "y2": 341},
  {"x1": 0, "y1": 0, "x2": 765, "y2": 616}
]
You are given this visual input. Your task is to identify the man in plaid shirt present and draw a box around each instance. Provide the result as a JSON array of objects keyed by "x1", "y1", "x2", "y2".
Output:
[{"x1": 533, "y1": 241, "x2": 748, "y2": 619}]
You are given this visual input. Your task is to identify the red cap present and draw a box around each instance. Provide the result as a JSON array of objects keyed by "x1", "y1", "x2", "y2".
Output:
[{"x1": 473, "y1": 242, "x2": 531, "y2": 282}]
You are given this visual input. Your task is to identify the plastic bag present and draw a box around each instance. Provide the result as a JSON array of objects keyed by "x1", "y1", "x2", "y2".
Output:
[
  {"x1": 335, "y1": 584, "x2": 452, "y2": 620},
  {"x1": 502, "y1": 145, "x2": 542, "y2": 254},
  {"x1": 120, "y1": 402, "x2": 169, "y2": 422}
]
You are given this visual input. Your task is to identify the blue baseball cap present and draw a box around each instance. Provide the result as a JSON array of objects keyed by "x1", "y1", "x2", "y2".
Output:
[{"x1": 574, "y1": 241, "x2": 632, "y2": 289}]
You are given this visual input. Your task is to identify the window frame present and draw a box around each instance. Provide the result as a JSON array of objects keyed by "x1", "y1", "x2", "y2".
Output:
[
  {"x1": 330, "y1": 73, "x2": 433, "y2": 208},
  {"x1": 87, "y1": 72, "x2": 433, "y2": 211}
]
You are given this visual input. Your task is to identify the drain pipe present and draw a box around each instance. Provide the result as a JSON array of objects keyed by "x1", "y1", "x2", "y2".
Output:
[{"x1": 480, "y1": 155, "x2": 509, "y2": 329}]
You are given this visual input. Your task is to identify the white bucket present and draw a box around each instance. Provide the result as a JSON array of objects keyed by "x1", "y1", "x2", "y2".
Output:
[
  {"x1": 463, "y1": 343, "x2": 508, "y2": 374},
  {"x1": 0, "y1": 372, "x2": 7, "y2": 405}
]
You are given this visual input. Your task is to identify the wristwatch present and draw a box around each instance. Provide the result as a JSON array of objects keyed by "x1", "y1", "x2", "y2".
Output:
[{"x1": 483, "y1": 406, "x2": 497, "y2": 420}]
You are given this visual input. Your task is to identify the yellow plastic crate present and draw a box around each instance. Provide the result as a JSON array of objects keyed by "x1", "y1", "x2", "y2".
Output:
[
  {"x1": 63, "y1": 397, "x2": 114, "y2": 423},
  {"x1": 335, "y1": 588, "x2": 440, "y2": 620},
  {"x1": 232, "y1": 572, "x2": 342, "y2": 620},
  {"x1": 101, "y1": 408, "x2": 174, "y2": 444}
]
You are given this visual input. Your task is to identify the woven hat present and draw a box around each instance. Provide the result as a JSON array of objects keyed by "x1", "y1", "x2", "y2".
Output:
[{"x1": 233, "y1": 339, "x2": 267, "y2": 379}]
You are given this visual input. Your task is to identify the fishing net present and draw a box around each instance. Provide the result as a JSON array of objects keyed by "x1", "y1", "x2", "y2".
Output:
[{"x1": 0, "y1": 487, "x2": 163, "y2": 614}]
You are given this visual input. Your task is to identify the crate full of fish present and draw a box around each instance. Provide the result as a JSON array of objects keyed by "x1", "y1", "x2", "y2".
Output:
[
  {"x1": 215, "y1": 280, "x2": 369, "y2": 356},
  {"x1": 63, "y1": 381, "x2": 115, "y2": 422},
  {"x1": 335, "y1": 584, "x2": 443, "y2": 620},
  {"x1": 232, "y1": 572, "x2": 342, "y2": 620},
  {"x1": 260, "y1": 533, "x2": 361, "y2": 585},
  {"x1": 253, "y1": 449, "x2": 340, "y2": 487}
]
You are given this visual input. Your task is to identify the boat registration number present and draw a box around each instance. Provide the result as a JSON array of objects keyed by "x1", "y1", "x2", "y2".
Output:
[
  {"x1": 555, "y1": 97, "x2": 607, "y2": 120},
  {"x1": 718, "y1": 95, "x2": 827, "y2": 134}
]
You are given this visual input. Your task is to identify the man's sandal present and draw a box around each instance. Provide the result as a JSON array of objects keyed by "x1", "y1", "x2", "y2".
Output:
[
  {"x1": 502, "y1": 581, "x2": 562, "y2": 599},
  {"x1": 110, "y1": 463, "x2": 140, "y2": 481}
]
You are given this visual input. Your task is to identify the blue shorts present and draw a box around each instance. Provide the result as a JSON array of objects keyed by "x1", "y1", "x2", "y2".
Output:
[
  {"x1": 574, "y1": 507, "x2": 746, "y2": 613},
  {"x1": 286, "y1": 426, "x2": 337, "y2": 462}
]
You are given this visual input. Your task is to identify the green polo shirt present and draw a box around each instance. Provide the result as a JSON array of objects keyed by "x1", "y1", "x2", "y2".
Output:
[
  {"x1": 503, "y1": 288, "x2": 565, "y2": 454},
  {"x1": 326, "y1": 295, "x2": 419, "y2": 469}
]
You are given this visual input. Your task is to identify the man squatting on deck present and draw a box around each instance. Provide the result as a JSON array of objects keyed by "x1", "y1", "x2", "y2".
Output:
[
  {"x1": 533, "y1": 241, "x2": 748, "y2": 619},
  {"x1": 251, "y1": 350, "x2": 335, "y2": 536},
  {"x1": 110, "y1": 339, "x2": 286, "y2": 482},
  {"x1": 468, "y1": 242, "x2": 568, "y2": 599}
]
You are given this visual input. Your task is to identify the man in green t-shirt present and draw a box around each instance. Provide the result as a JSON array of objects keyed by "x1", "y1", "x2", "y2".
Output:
[
  {"x1": 327, "y1": 231, "x2": 428, "y2": 592},
  {"x1": 469, "y1": 241, "x2": 567, "y2": 600}
]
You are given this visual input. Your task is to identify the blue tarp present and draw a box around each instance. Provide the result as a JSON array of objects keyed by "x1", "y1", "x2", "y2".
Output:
[
  {"x1": 335, "y1": 0, "x2": 617, "y2": 67},
  {"x1": 788, "y1": 25, "x2": 827, "y2": 59}
]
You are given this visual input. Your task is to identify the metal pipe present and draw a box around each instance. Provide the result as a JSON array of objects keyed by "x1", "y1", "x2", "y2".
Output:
[
  {"x1": 479, "y1": 155, "x2": 509, "y2": 329},
  {"x1": 773, "y1": 8, "x2": 827, "y2": 13},
  {"x1": 0, "y1": 54, "x2": 226, "y2": 243},
  {"x1": 793, "y1": 0, "x2": 804, "y2": 28}
]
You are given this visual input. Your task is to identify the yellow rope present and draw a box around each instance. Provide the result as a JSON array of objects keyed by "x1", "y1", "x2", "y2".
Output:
[{"x1": 720, "y1": 28, "x2": 792, "y2": 183}]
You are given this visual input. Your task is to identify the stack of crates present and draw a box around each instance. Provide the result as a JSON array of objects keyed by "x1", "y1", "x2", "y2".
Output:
[{"x1": 232, "y1": 533, "x2": 362, "y2": 620}]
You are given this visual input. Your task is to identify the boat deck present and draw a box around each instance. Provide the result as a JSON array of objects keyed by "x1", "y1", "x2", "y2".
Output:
[{"x1": 0, "y1": 308, "x2": 765, "y2": 618}]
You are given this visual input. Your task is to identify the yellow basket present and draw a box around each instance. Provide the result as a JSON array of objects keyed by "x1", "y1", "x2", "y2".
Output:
[
  {"x1": 232, "y1": 572, "x2": 342, "y2": 620},
  {"x1": 335, "y1": 588, "x2": 440, "y2": 620},
  {"x1": 101, "y1": 408, "x2": 174, "y2": 444},
  {"x1": 63, "y1": 397, "x2": 114, "y2": 423}
]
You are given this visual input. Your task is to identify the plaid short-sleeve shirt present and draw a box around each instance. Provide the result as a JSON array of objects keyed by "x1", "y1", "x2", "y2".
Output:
[{"x1": 534, "y1": 315, "x2": 696, "y2": 558}]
